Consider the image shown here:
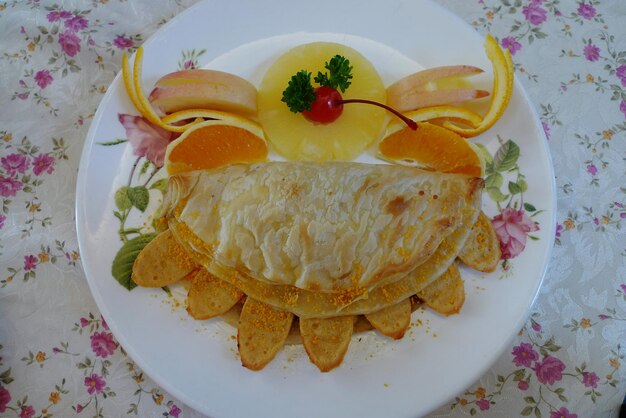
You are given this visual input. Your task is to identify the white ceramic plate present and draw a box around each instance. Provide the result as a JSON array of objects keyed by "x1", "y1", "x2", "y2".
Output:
[{"x1": 76, "y1": 0, "x2": 556, "y2": 417}]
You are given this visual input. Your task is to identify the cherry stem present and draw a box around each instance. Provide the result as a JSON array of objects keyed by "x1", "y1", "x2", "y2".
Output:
[{"x1": 337, "y1": 99, "x2": 418, "y2": 130}]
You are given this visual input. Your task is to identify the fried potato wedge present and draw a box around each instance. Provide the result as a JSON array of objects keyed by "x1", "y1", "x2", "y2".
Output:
[
  {"x1": 132, "y1": 230, "x2": 197, "y2": 287},
  {"x1": 458, "y1": 211, "x2": 501, "y2": 272},
  {"x1": 238, "y1": 298, "x2": 294, "y2": 371},
  {"x1": 417, "y1": 263, "x2": 465, "y2": 316},
  {"x1": 300, "y1": 316, "x2": 354, "y2": 372},
  {"x1": 365, "y1": 298, "x2": 412, "y2": 339},
  {"x1": 186, "y1": 269, "x2": 244, "y2": 320}
]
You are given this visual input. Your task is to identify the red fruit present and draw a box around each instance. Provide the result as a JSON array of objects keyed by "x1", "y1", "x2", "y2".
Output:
[{"x1": 302, "y1": 86, "x2": 343, "y2": 124}]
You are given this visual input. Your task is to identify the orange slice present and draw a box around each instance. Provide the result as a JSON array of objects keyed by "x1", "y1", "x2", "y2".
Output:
[
  {"x1": 388, "y1": 105, "x2": 483, "y2": 132},
  {"x1": 121, "y1": 47, "x2": 202, "y2": 133},
  {"x1": 443, "y1": 35, "x2": 514, "y2": 137},
  {"x1": 164, "y1": 117, "x2": 268, "y2": 175},
  {"x1": 378, "y1": 122, "x2": 483, "y2": 177},
  {"x1": 161, "y1": 109, "x2": 237, "y2": 126},
  {"x1": 121, "y1": 53, "x2": 143, "y2": 114}
]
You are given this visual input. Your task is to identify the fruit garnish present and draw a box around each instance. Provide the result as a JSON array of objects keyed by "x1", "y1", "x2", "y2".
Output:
[
  {"x1": 164, "y1": 116, "x2": 268, "y2": 175},
  {"x1": 314, "y1": 54, "x2": 353, "y2": 92},
  {"x1": 378, "y1": 122, "x2": 483, "y2": 177},
  {"x1": 282, "y1": 55, "x2": 416, "y2": 128},
  {"x1": 148, "y1": 69, "x2": 257, "y2": 115},
  {"x1": 161, "y1": 109, "x2": 236, "y2": 125},
  {"x1": 302, "y1": 84, "x2": 344, "y2": 124},
  {"x1": 257, "y1": 42, "x2": 388, "y2": 161},
  {"x1": 442, "y1": 35, "x2": 514, "y2": 137},
  {"x1": 387, "y1": 65, "x2": 489, "y2": 112},
  {"x1": 281, "y1": 70, "x2": 317, "y2": 113},
  {"x1": 121, "y1": 53, "x2": 143, "y2": 114},
  {"x1": 386, "y1": 105, "x2": 483, "y2": 131},
  {"x1": 122, "y1": 47, "x2": 202, "y2": 133}
]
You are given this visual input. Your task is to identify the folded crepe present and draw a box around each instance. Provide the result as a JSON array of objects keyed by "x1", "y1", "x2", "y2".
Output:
[{"x1": 162, "y1": 161, "x2": 483, "y2": 318}]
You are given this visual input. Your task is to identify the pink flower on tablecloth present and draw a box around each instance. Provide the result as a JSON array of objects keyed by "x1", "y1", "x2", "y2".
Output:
[
  {"x1": 17, "y1": 92, "x2": 29, "y2": 100},
  {"x1": 598, "y1": 314, "x2": 609, "y2": 320},
  {"x1": 501, "y1": 36, "x2": 522, "y2": 55},
  {"x1": 24, "y1": 255, "x2": 38, "y2": 271},
  {"x1": 0, "y1": 385, "x2": 10, "y2": 413},
  {"x1": 550, "y1": 407, "x2": 578, "y2": 418},
  {"x1": 19, "y1": 405, "x2": 35, "y2": 418},
  {"x1": 555, "y1": 223, "x2": 563, "y2": 239},
  {"x1": 80, "y1": 317, "x2": 89, "y2": 327},
  {"x1": 1, "y1": 153, "x2": 30, "y2": 176},
  {"x1": 533, "y1": 355, "x2": 566, "y2": 385},
  {"x1": 577, "y1": 3, "x2": 596, "y2": 19},
  {"x1": 620, "y1": 284, "x2": 626, "y2": 293},
  {"x1": 492, "y1": 208, "x2": 539, "y2": 259},
  {"x1": 512, "y1": 342, "x2": 539, "y2": 367},
  {"x1": 169, "y1": 405, "x2": 182, "y2": 418},
  {"x1": 58, "y1": 30, "x2": 81, "y2": 57},
  {"x1": 586, "y1": 164, "x2": 597, "y2": 176},
  {"x1": 90, "y1": 331, "x2": 117, "y2": 358},
  {"x1": 75, "y1": 404, "x2": 84, "y2": 413},
  {"x1": 0, "y1": 214, "x2": 5, "y2": 230},
  {"x1": 518, "y1": 380, "x2": 529, "y2": 390},
  {"x1": 34, "y1": 69, "x2": 54, "y2": 89},
  {"x1": 532, "y1": 321, "x2": 542, "y2": 332},
  {"x1": 476, "y1": 399, "x2": 490, "y2": 411},
  {"x1": 113, "y1": 35, "x2": 134, "y2": 49},
  {"x1": 46, "y1": 10, "x2": 71, "y2": 22},
  {"x1": 583, "y1": 43, "x2": 600, "y2": 62},
  {"x1": 0, "y1": 177, "x2": 23, "y2": 197},
  {"x1": 582, "y1": 371, "x2": 599, "y2": 388},
  {"x1": 118, "y1": 114, "x2": 172, "y2": 167},
  {"x1": 522, "y1": 2, "x2": 547, "y2": 25},
  {"x1": 84, "y1": 374, "x2": 106, "y2": 395},
  {"x1": 65, "y1": 15, "x2": 88, "y2": 32},
  {"x1": 32, "y1": 153, "x2": 55, "y2": 176},
  {"x1": 620, "y1": 100, "x2": 626, "y2": 118},
  {"x1": 616, "y1": 65, "x2": 626, "y2": 87}
]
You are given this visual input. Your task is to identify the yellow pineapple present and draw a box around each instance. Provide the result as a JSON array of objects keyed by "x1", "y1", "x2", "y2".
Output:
[{"x1": 258, "y1": 42, "x2": 387, "y2": 161}]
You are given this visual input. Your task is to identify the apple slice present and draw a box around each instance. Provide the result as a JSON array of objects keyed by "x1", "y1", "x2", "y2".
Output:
[
  {"x1": 389, "y1": 89, "x2": 489, "y2": 113},
  {"x1": 443, "y1": 35, "x2": 514, "y2": 137},
  {"x1": 387, "y1": 65, "x2": 488, "y2": 112},
  {"x1": 148, "y1": 69, "x2": 257, "y2": 115},
  {"x1": 387, "y1": 65, "x2": 483, "y2": 96}
]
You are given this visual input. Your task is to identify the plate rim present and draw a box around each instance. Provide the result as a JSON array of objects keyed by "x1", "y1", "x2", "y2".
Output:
[{"x1": 75, "y1": 0, "x2": 557, "y2": 416}]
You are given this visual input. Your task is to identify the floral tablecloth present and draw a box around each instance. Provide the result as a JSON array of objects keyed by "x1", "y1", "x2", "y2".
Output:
[{"x1": 1, "y1": 0, "x2": 625, "y2": 417}]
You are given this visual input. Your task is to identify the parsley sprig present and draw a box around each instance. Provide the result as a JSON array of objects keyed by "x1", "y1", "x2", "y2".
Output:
[
  {"x1": 281, "y1": 55, "x2": 353, "y2": 113},
  {"x1": 314, "y1": 55, "x2": 353, "y2": 93},
  {"x1": 281, "y1": 70, "x2": 316, "y2": 113}
]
